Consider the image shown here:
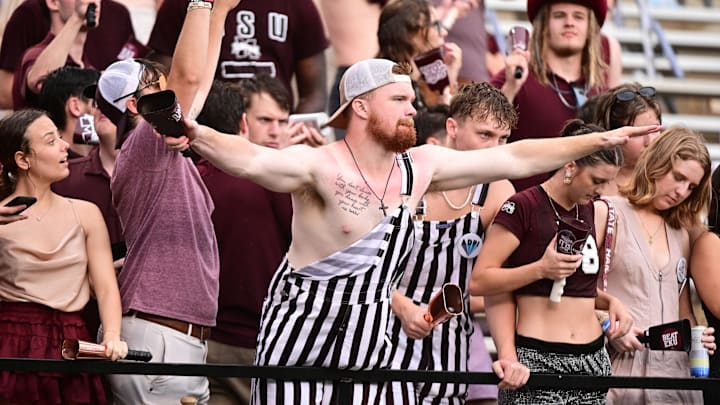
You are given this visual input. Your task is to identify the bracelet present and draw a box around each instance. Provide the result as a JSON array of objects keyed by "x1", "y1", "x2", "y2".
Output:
[{"x1": 187, "y1": 0, "x2": 212, "y2": 11}]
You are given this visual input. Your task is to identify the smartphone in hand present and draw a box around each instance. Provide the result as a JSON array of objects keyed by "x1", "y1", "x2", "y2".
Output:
[
  {"x1": 4, "y1": 196, "x2": 37, "y2": 214},
  {"x1": 289, "y1": 112, "x2": 334, "y2": 142}
]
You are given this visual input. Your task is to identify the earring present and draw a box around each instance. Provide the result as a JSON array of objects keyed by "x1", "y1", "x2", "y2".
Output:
[{"x1": 563, "y1": 171, "x2": 573, "y2": 185}]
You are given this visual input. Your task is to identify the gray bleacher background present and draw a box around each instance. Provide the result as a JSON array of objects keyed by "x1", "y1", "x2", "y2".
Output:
[{"x1": 485, "y1": 0, "x2": 720, "y2": 166}]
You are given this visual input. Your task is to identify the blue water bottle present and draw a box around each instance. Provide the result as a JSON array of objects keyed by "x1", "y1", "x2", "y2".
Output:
[{"x1": 690, "y1": 326, "x2": 710, "y2": 377}]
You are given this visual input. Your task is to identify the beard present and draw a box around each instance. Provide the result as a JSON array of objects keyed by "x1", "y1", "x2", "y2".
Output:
[
  {"x1": 550, "y1": 41, "x2": 584, "y2": 58},
  {"x1": 368, "y1": 113, "x2": 416, "y2": 153}
]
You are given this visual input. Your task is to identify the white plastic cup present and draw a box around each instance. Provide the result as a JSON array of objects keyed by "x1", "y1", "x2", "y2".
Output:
[{"x1": 690, "y1": 325, "x2": 710, "y2": 377}]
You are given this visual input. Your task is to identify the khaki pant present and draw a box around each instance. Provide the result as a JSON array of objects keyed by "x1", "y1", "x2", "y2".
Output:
[
  {"x1": 105, "y1": 315, "x2": 210, "y2": 405},
  {"x1": 207, "y1": 340, "x2": 255, "y2": 405}
]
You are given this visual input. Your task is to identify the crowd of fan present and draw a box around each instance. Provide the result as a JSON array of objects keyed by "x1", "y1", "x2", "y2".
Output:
[{"x1": 0, "y1": 0, "x2": 719, "y2": 404}]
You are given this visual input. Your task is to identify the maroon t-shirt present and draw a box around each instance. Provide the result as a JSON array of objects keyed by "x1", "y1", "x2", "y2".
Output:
[
  {"x1": 12, "y1": 33, "x2": 94, "y2": 109},
  {"x1": 0, "y1": 0, "x2": 146, "y2": 73},
  {"x1": 148, "y1": 0, "x2": 328, "y2": 96},
  {"x1": 52, "y1": 147, "x2": 123, "y2": 246},
  {"x1": 197, "y1": 161, "x2": 292, "y2": 348},
  {"x1": 491, "y1": 36, "x2": 610, "y2": 192},
  {"x1": 493, "y1": 186, "x2": 598, "y2": 298}
]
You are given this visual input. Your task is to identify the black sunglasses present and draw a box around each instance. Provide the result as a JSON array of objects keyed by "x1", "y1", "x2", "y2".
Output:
[
  {"x1": 615, "y1": 86, "x2": 656, "y2": 102},
  {"x1": 112, "y1": 79, "x2": 161, "y2": 103}
]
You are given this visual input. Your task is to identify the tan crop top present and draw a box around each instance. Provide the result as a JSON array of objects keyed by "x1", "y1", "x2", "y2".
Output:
[{"x1": 0, "y1": 199, "x2": 90, "y2": 312}]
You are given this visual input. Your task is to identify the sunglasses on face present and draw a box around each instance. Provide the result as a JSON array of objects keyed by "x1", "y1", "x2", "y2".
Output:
[
  {"x1": 112, "y1": 79, "x2": 161, "y2": 103},
  {"x1": 615, "y1": 86, "x2": 656, "y2": 102},
  {"x1": 427, "y1": 20, "x2": 444, "y2": 36}
]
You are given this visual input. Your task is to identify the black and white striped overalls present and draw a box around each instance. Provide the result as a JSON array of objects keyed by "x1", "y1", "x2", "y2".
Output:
[
  {"x1": 252, "y1": 153, "x2": 416, "y2": 405},
  {"x1": 387, "y1": 184, "x2": 490, "y2": 405}
]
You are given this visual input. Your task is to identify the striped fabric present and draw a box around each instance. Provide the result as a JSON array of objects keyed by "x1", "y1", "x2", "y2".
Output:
[
  {"x1": 387, "y1": 185, "x2": 490, "y2": 405},
  {"x1": 252, "y1": 153, "x2": 416, "y2": 405}
]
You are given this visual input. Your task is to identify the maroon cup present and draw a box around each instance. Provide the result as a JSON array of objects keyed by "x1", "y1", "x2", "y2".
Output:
[
  {"x1": 508, "y1": 26, "x2": 529, "y2": 51},
  {"x1": 413, "y1": 47, "x2": 450, "y2": 92},
  {"x1": 556, "y1": 217, "x2": 591, "y2": 255}
]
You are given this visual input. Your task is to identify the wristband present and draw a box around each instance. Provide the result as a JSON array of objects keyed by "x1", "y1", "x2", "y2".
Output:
[{"x1": 187, "y1": 0, "x2": 212, "y2": 11}]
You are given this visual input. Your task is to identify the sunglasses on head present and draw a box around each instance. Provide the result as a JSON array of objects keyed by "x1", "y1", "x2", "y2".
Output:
[{"x1": 615, "y1": 86, "x2": 656, "y2": 102}]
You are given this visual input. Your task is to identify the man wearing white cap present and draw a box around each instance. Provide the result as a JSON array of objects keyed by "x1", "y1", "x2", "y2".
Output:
[
  {"x1": 168, "y1": 58, "x2": 660, "y2": 404},
  {"x1": 88, "y1": 0, "x2": 241, "y2": 402}
]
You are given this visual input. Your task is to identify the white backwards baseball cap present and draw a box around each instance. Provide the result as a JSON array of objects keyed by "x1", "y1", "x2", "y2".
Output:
[{"x1": 325, "y1": 58, "x2": 411, "y2": 129}]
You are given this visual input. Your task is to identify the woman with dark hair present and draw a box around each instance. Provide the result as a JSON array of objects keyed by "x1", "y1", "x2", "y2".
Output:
[
  {"x1": 593, "y1": 83, "x2": 662, "y2": 195},
  {"x1": 604, "y1": 126, "x2": 715, "y2": 404},
  {"x1": 377, "y1": 0, "x2": 462, "y2": 109},
  {"x1": 471, "y1": 119, "x2": 632, "y2": 404},
  {"x1": 0, "y1": 109, "x2": 127, "y2": 404}
]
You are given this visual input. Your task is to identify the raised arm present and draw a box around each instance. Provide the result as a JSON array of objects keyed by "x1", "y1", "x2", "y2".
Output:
[
  {"x1": 294, "y1": 52, "x2": 328, "y2": 113},
  {"x1": 189, "y1": 0, "x2": 241, "y2": 117},
  {"x1": 422, "y1": 124, "x2": 662, "y2": 191},
  {"x1": 27, "y1": 0, "x2": 98, "y2": 93},
  {"x1": 165, "y1": 0, "x2": 211, "y2": 117},
  {"x1": 175, "y1": 119, "x2": 316, "y2": 192}
]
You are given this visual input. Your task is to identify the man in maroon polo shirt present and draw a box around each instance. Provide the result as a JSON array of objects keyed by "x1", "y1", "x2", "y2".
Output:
[
  {"x1": 0, "y1": 0, "x2": 145, "y2": 109},
  {"x1": 491, "y1": 0, "x2": 610, "y2": 192},
  {"x1": 147, "y1": 0, "x2": 328, "y2": 113}
]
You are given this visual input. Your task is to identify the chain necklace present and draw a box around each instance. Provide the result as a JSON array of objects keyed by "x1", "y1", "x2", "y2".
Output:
[
  {"x1": 549, "y1": 73, "x2": 588, "y2": 110},
  {"x1": 638, "y1": 212, "x2": 664, "y2": 245},
  {"x1": 540, "y1": 184, "x2": 578, "y2": 224},
  {"x1": 343, "y1": 139, "x2": 395, "y2": 216},
  {"x1": 28, "y1": 197, "x2": 53, "y2": 222},
  {"x1": 441, "y1": 186, "x2": 475, "y2": 210}
]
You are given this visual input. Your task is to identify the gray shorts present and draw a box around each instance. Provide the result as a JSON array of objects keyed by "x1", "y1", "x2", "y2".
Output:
[{"x1": 499, "y1": 334, "x2": 611, "y2": 405}]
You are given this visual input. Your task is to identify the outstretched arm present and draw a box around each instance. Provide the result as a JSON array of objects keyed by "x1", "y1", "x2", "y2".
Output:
[
  {"x1": 423, "y1": 124, "x2": 662, "y2": 192},
  {"x1": 172, "y1": 119, "x2": 316, "y2": 192}
]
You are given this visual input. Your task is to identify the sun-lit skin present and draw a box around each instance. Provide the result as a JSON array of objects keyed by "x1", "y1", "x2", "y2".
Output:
[
  {"x1": 650, "y1": 159, "x2": 704, "y2": 212},
  {"x1": 546, "y1": 3, "x2": 590, "y2": 57},
  {"x1": 23, "y1": 115, "x2": 70, "y2": 184}
]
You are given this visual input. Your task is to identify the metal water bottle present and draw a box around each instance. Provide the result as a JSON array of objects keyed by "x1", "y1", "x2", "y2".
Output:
[{"x1": 690, "y1": 326, "x2": 710, "y2": 377}]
